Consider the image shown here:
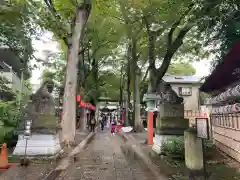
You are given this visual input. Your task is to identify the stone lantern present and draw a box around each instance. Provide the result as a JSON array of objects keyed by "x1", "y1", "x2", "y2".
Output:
[{"x1": 143, "y1": 93, "x2": 161, "y2": 145}]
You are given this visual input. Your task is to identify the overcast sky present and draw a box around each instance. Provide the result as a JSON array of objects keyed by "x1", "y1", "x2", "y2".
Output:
[{"x1": 30, "y1": 32, "x2": 211, "y2": 85}]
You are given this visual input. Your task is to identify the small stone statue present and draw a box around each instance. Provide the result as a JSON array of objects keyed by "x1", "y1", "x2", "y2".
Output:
[
  {"x1": 23, "y1": 80, "x2": 59, "y2": 134},
  {"x1": 14, "y1": 80, "x2": 62, "y2": 157},
  {"x1": 157, "y1": 80, "x2": 183, "y2": 104}
]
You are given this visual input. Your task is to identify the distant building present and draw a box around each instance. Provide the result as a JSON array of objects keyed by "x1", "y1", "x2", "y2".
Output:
[
  {"x1": 162, "y1": 75, "x2": 203, "y2": 110},
  {"x1": 0, "y1": 61, "x2": 30, "y2": 100}
]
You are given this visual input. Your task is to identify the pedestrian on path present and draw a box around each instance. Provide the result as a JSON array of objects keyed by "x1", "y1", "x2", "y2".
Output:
[
  {"x1": 100, "y1": 118, "x2": 105, "y2": 131},
  {"x1": 117, "y1": 119, "x2": 123, "y2": 133},
  {"x1": 90, "y1": 111, "x2": 96, "y2": 132},
  {"x1": 111, "y1": 120, "x2": 116, "y2": 135}
]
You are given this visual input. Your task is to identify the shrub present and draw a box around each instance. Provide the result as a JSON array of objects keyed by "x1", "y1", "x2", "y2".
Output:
[
  {"x1": 161, "y1": 136, "x2": 185, "y2": 159},
  {"x1": 2, "y1": 130, "x2": 18, "y2": 148}
]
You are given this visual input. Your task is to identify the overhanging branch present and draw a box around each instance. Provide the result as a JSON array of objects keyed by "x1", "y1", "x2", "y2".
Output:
[
  {"x1": 155, "y1": 24, "x2": 193, "y2": 89},
  {"x1": 167, "y1": 2, "x2": 194, "y2": 46},
  {"x1": 43, "y1": 0, "x2": 69, "y2": 45}
]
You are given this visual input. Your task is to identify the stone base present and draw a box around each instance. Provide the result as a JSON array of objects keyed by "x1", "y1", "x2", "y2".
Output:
[
  {"x1": 152, "y1": 134, "x2": 178, "y2": 154},
  {"x1": 13, "y1": 134, "x2": 62, "y2": 156}
]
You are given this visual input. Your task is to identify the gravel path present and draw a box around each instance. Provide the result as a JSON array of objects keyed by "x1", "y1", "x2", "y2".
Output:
[{"x1": 58, "y1": 129, "x2": 155, "y2": 180}]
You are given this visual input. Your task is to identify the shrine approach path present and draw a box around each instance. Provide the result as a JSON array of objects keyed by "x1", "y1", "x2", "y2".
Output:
[{"x1": 57, "y1": 128, "x2": 155, "y2": 180}]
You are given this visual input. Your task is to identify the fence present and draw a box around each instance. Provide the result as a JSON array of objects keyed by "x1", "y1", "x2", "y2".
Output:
[
  {"x1": 211, "y1": 113, "x2": 240, "y2": 162},
  {"x1": 184, "y1": 110, "x2": 201, "y2": 126}
]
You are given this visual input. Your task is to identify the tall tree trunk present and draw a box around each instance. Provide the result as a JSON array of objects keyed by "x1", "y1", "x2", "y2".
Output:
[
  {"x1": 119, "y1": 64, "x2": 124, "y2": 119},
  {"x1": 61, "y1": 4, "x2": 91, "y2": 144},
  {"x1": 133, "y1": 72, "x2": 143, "y2": 132},
  {"x1": 76, "y1": 54, "x2": 86, "y2": 132},
  {"x1": 148, "y1": 33, "x2": 158, "y2": 93},
  {"x1": 131, "y1": 38, "x2": 143, "y2": 132},
  {"x1": 125, "y1": 43, "x2": 131, "y2": 126},
  {"x1": 91, "y1": 58, "x2": 99, "y2": 105}
]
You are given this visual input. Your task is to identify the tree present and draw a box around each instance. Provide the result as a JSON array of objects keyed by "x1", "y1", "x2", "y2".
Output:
[
  {"x1": 98, "y1": 72, "x2": 121, "y2": 100},
  {"x1": 117, "y1": 0, "x2": 145, "y2": 131},
  {"x1": 79, "y1": 11, "x2": 124, "y2": 104},
  {"x1": 201, "y1": 1, "x2": 240, "y2": 69},
  {"x1": 167, "y1": 62, "x2": 196, "y2": 76},
  {"x1": 35, "y1": 0, "x2": 224, "y2": 136},
  {"x1": 135, "y1": 0, "x2": 219, "y2": 92},
  {"x1": 42, "y1": 0, "x2": 92, "y2": 144},
  {"x1": 0, "y1": 0, "x2": 36, "y2": 78}
]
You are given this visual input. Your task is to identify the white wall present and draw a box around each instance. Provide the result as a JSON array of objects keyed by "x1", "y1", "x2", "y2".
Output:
[{"x1": 171, "y1": 83, "x2": 201, "y2": 110}]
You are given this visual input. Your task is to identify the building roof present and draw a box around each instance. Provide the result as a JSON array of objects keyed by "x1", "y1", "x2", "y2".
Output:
[
  {"x1": 200, "y1": 41, "x2": 240, "y2": 93},
  {"x1": 163, "y1": 75, "x2": 203, "y2": 84}
]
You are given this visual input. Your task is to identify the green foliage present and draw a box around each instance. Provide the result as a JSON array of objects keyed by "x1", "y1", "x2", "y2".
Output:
[
  {"x1": 214, "y1": 3, "x2": 240, "y2": 66},
  {"x1": 0, "y1": 100, "x2": 24, "y2": 148},
  {"x1": 161, "y1": 137, "x2": 185, "y2": 159},
  {"x1": 99, "y1": 72, "x2": 121, "y2": 100},
  {"x1": 34, "y1": 0, "x2": 233, "y2": 106},
  {"x1": 0, "y1": 74, "x2": 30, "y2": 147},
  {"x1": 40, "y1": 51, "x2": 66, "y2": 85},
  {"x1": 0, "y1": 0, "x2": 36, "y2": 74},
  {"x1": 0, "y1": 129, "x2": 18, "y2": 148},
  {"x1": 168, "y1": 62, "x2": 196, "y2": 76}
]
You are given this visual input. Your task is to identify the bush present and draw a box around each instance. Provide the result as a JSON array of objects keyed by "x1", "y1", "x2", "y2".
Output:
[
  {"x1": 161, "y1": 136, "x2": 185, "y2": 160},
  {"x1": 2, "y1": 130, "x2": 18, "y2": 148}
]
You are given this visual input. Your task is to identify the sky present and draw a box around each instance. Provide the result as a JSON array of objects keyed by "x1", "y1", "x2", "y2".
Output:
[
  {"x1": 30, "y1": 32, "x2": 59, "y2": 85},
  {"x1": 30, "y1": 33, "x2": 211, "y2": 85}
]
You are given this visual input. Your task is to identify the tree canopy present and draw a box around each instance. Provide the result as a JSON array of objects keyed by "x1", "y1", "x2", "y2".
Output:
[
  {"x1": 0, "y1": 0, "x2": 37, "y2": 78},
  {"x1": 4, "y1": 0, "x2": 238, "y2": 136}
]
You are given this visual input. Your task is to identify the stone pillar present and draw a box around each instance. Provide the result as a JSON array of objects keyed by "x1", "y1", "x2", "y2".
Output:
[{"x1": 184, "y1": 128, "x2": 204, "y2": 179}]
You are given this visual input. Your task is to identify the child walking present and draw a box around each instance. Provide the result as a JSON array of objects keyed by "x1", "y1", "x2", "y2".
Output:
[{"x1": 111, "y1": 120, "x2": 116, "y2": 135}]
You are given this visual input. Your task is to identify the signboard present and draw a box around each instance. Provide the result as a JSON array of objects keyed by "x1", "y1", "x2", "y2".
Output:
[{"x1": 196, "y1": 118, "x2": 209, "y2": 139}]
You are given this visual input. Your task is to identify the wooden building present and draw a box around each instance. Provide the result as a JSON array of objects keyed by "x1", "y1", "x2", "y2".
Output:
[{"x1": 200, "y1": 41, "x2": 240, "y2": 162}]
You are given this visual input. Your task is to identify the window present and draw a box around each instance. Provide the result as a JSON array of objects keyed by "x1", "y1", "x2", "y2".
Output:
[{"x1": 179, "y1": 87, "x2": 192, "y2": 96}]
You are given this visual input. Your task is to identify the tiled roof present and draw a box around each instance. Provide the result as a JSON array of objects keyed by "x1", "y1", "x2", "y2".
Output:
[{"x1": 162, "y1": 75, "x2": 203, "y2": 84}]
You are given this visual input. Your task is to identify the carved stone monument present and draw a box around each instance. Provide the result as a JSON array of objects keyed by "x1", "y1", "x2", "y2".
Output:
[
  {"x1": 13, "y1": 81, "x2": 62, "y2": 157},
  {"x1": 152, "y1": 82, "x2": 189, "y2": 154}
]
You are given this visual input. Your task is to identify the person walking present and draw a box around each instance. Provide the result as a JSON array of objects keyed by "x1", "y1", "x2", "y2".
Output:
[
  {"x1": 111, "y1": 119, "x2": 116, "y2": 136},
  {"x1": 100, "y1": 118, "x2": 105, "y2": 131},
  {"x1": 90, "y1": 111, "x2": 96, "y2": 132}
]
